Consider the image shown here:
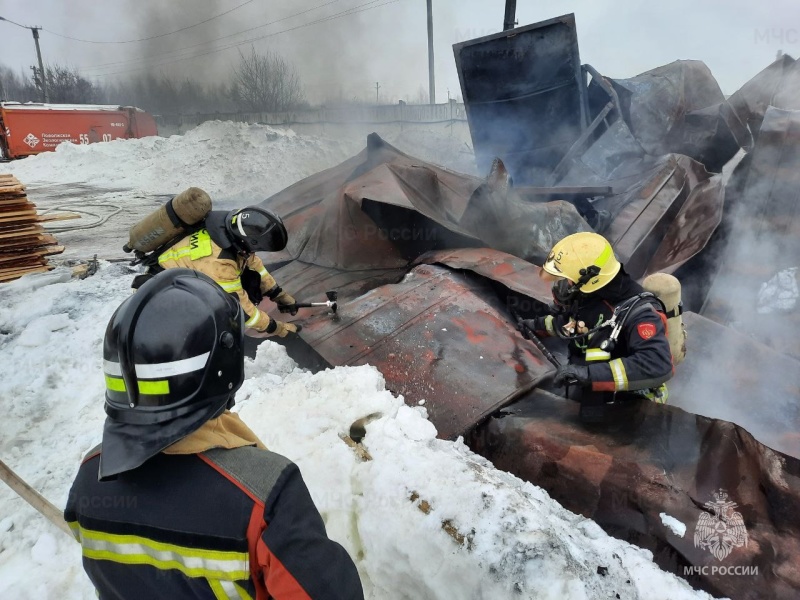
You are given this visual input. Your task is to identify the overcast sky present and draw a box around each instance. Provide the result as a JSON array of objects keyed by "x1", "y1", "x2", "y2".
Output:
[{"x1": 0, "y1": 0, "x2": 797, "y2": 104}]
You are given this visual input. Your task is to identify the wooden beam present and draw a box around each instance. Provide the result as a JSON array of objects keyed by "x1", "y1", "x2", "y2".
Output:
[{"x1": 0, "y1": 265, "x2": 54, "y2": 282}]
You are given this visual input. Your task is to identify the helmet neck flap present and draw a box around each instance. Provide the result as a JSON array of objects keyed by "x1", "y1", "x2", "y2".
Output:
[{"x1": 99, "y1": 269, "x2": 244, "y2": 479}]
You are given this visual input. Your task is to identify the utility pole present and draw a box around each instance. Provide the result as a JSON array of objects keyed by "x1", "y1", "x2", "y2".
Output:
[
  {"x1": 503, "y1": 0, "x2": 517, "y2": 31},
  {"x1": 375, "y1": 82, "x2": 381, "y2": 105},
  {"x1": 31, "y1": 26, "x2": 48, "y2": 103},
  {"x1": 426, "y1": 0, "x2": 435, "y2": 105},
  {"x1": 0, "y1": 17, "x2": 49, "y2": 102}
]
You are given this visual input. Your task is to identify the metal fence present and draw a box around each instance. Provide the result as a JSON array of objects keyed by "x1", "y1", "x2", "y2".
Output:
[{"x1": 155, "y1": 102, "x2": 469, "y2": 137}]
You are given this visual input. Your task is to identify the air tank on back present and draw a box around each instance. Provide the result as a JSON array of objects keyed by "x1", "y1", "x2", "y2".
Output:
[{"x1": 124, "y1": 187, "x2": 212, "y2": 254}]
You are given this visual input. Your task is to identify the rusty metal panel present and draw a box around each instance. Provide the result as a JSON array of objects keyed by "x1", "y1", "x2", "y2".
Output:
[
  {"x1": 299, "y1": 264, "x2": 555, "y2": 439},
  {"x1": 600, "y1": 155, "x2": 704, "y2": 278},
  {"x1": 644, "y1": 171, "x2": 726, "y2": 276},
  {"x1": 414, "y1": 247, "x2": 553, "y2": 303},
  {"x1": 472, "y1": 389, "x2": 800, "y2": 600},
  {"x1": 266, "y1": 260, "x2": 405, "y2": 306},
  {"x1": 454, "y1": 14, "x2": 586, "y2": 184}
]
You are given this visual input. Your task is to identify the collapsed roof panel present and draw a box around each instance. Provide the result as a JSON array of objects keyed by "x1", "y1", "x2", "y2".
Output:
[
  {"x1": 728, "y1": 54, "x2": 800, "y2": 143},
  {"x1": 594, "y1": 60, "x2": 750, "y2": 172},
  {"x1": 261, "y1": 134, "x2": 590, "y2": 269},
  {"x1": 291, "y1": 262, "x2": 555, "y2": 440}
]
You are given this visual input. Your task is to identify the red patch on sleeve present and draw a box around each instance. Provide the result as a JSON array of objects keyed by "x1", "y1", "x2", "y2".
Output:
[{"x1": 637, "y1": 322, "x2": 656, "y2": 340}]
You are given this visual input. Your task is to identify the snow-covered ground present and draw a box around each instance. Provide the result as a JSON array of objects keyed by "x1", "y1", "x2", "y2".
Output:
[{"x1": 0, "y1": 124, "x2": 714, "y2": 599}]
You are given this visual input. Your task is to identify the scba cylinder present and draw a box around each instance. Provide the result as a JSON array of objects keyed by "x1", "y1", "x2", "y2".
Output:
[
  {"x1": 124, "y1": 187, "x2": 212, "y2": 253},
  {"x1": 643, "y1": 272, "x2": 686, "y2": 365}
]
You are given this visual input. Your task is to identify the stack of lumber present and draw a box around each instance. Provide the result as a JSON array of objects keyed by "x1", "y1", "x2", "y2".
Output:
[{"x1": 0, "y1": 174, "x2": 76, "y2": 283}]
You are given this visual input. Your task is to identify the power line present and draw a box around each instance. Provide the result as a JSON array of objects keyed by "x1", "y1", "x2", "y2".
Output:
[
  {"x1": 83, "y1": 0, "x2": 402, "y2": 78},
  {"x1": 43, "y1": 0, "x2": 258, "y2": 44},
  {"x1": 0, "y1": 16, "x2": 30, "y2": 30},
  {"x1": 84, "y1": 0, "x2": 388, "y2": 76},
  {"x1": 80, "y1": 0, "x2": 346, "y2": 73}
]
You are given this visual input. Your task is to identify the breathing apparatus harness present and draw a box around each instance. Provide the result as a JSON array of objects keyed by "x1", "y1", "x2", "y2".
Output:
[{"x1": 550, "y1": 265, "x2": 667, "y2": 352}]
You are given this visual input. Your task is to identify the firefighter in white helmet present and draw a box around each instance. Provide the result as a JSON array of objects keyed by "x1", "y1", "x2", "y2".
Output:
[
  {"x1": 519, "y1": 232, "x2": 674, "y2": 413},
  {"x1": 156, "y1": 206, "x2": 300, "y2": 337}
]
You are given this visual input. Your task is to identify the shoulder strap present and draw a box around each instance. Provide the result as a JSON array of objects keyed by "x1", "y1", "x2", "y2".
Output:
[{"x1": 202, "y1": 446, "x2": 291, "y2": 502}]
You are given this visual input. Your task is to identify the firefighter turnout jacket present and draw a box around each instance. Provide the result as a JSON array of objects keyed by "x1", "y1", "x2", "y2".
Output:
[
  {"x1": 534, "y1": 272, "x2": 674, "y2": 402},
  {"x1": 65, "y1": 444, "x2": 364, "y2": 600},
  {"x1": 157, "y1": 229, "x2": 278, "y2": 331}
]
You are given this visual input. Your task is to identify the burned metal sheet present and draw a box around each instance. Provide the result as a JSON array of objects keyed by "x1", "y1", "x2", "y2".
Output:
[
  {"x1": 644, "y1": 168, "x2": 727, "y2": 276},
  {"x1": 297, "y1": 263, "x2": 555, "y2": 439},
  {"x1": 414, "y1": 247, "x2": 553, "y2": 304},
  {"x1": 728, "y1": 54, "x2": 799, "y2": 143},
  {"x1": 591, "y1": 60, "x2": 749, "y2": 172},
  {"x1": 267, "y1": 259, "x2": 406, "y2": 305},
  {"x1": 471, "y1": 389, "x2": 800, "y2": 600},
  {"x1": 597, "y1": 155, "x2": 709, "y2": 278},
  {"x1": 260, "y1": 134, "x2": 589, "y2": 270},
  {"x1": 454, "y1": 14, "x2": 587, "y2": 184}
]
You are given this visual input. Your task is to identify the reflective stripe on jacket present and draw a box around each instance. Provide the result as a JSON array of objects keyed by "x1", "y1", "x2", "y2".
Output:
[
  {"x1": 537, "y1": 274, "x2": 674, "y2": 397},
  {"x1": 158, "y1": 230, "x2": 278, "y2": 331},
  {"x1": 64, "y1": 446, "x2": 364, "y2": 600}
]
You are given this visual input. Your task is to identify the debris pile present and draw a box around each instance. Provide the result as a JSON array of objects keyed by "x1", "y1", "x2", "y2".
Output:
[
  {"x1": 0, "y1": 174, "x2": 74, "y2": 283},
  {"x1": 246, "y1": 16, "x2": 800, "y2": 598}
]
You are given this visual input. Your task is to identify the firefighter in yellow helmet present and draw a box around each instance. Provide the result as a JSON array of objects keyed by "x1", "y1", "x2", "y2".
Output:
[
  {"x1": 519, "y1": 232, "x2": 674, "y2": 418},
  {"x1": 156, "y1": 206, "x2": 300, "y2": 338}
]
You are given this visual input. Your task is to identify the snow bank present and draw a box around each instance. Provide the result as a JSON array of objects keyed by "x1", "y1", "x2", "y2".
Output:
[
  {"x1": 0, "y1": 265, "x2": 713, "y2": 599},
  {"x1": 6, "y1": 121, "x2": 363, "y2": 202}
]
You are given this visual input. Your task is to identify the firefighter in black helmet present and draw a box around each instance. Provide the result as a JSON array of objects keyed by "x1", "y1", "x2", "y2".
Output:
[
  {"x1": 157, "y1": 206, "x2": 300, "y2": 337},
  {"x1": 64, "y1": 269, "x2": 364, "y2": 599}
]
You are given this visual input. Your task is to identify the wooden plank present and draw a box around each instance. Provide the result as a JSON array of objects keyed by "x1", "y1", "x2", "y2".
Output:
[
  {"x1": 0, "y1": 256, "x2": 46, "y2": 268},
  {"x1": 0, "y1": 234, "x2": 58, "y2": 250},
  {"x1": 0, "y1": 246, "x2": 64, "y2": 265},
  {"x1": 0, "y1": 264, "x2": 54, "y2": 277},
  {"x1": 0, "y1": 197, "x2": 30, "y2": 206},
  {"x1": 0, "y1": 226, "x2": 46, "y2": 239},
  {"x1": 0, "y1": 217, "x2": 40, "y2": 227},
  {"x1": 0, "y1": 213, "x2": 79, "y2": 226},
  {"x1": 0, "y1": 209, "x2": 38, "y2": 220},
  {"x1": 0, "y1": 266, "x2": 52, "y2": 283}
]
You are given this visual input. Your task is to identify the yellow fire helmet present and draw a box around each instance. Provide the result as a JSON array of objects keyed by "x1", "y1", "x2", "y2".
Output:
[{"x1": 541, "y1": 232, "x2": 621, "y2": 293}]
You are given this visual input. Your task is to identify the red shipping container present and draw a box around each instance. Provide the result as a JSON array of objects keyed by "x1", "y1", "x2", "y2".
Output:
[{"x1": 0, "y1": 103, "x2": 158, "y2": 160}]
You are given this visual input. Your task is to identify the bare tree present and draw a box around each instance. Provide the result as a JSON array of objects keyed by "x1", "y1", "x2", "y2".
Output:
[
  {"x1": 44, "y1": 64, "x2": 98, "y2": 103},
  {"x1": 229, "y1": 47, "x2": 304, "y2": 112},
  {"x1": 0, "y1": 65, "x2": 39, "y2": 102}
]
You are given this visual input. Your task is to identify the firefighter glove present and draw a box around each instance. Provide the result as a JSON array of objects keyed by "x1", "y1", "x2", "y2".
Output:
[
  {"x1": 553, "y1": 364, "x2": 591, "y2": 387},
  {"x1": 274, "y1": 289, "x2": 298, "y2": 315},
  {"x1": 271, "y1": 320, "x2": 302, "y2": 338},
  {"x1": 518, "y1": 318, "x2": 543, "y2": 339}
]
